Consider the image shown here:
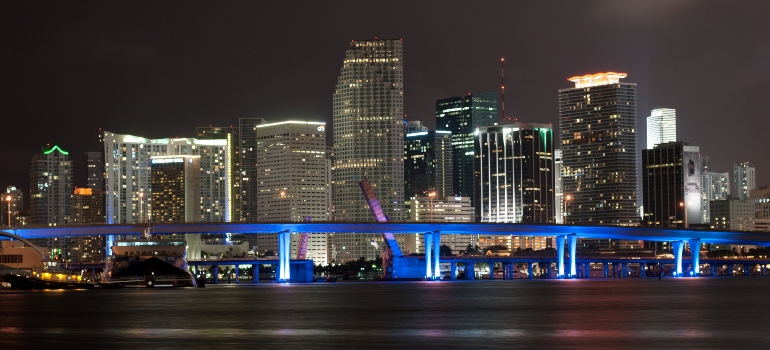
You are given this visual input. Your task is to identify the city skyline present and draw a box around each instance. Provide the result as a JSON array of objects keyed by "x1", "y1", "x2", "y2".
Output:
[{"x1": 2, "y1": 2, "x2": 770, "y2": 197}]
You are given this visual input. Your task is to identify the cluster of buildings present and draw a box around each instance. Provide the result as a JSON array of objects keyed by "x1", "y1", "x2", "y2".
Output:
[{"x1": 3, "y1": 38, "x2": 769, "y2": 268}]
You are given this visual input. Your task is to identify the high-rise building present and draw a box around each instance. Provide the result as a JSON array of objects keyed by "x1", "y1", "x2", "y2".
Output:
[
  {"x1": 30, "y1": 145, "x2": 72, "y2": 226},
  {"x1": 554, "y1": 149, "x2": 564, "y2": 224},
  {"x1": 150, "y1": 155, "x2": 202, "y2": 259},
  {"x1": 436, "y1": 92, "x2": 498, "y2": 207},
  {"x1": 197, "y1": 126, "x2": 240, "y2": 222},
  {"x1": 733, "y1": 162, "x2": 756, "y2": 201},
  {"x1": 333, "y1": 38, "x2": 404, "y2": 224},
  {"x1": 701, "y1": 172, "x2": 730, "y2": 224},
  {"x1": 239, "y1": 118, "x2": 267, "y2": 221},
  {"x1": 699, "y1": 155, "x2": 710, "y2": 173},
  {"x1": 559, "y1": 72, "x2": 638, "y2": 227},
  {"x1": 2, "y1": 186, "x2": 23, "y2": 227},
  {"x1": 710, "y1": 198, "x2": 755, "y2": 232},
  {"x1": 404, "y1": 130, "x2": 453, "y2": 199},
  {"x1": 69, "y1": 188, "x2": 105, "y2": 262},
  {"x1": 405, "y1": 120, "x2": 428, "y2": 133},
  {"x1": 642, "y1": 142, "x2": 701, "y2": 227},
  {"x1": 103, "y1": 132, "x2": 229, "y2": 224},
  {"x1": 646, "y1": 108, "x2": 676, "y2": 149},
  {"x1": 475, "y1": 122, "x2": 555, "y2": 223}
]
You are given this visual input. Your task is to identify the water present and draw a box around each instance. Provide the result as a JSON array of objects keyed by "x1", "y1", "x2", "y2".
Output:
[{"x1": 1, "y1": 278, "x2": 769, "y2": 349}]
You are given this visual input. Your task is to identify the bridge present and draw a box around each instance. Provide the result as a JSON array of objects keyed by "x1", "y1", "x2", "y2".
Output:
[{"x1": 4, "y1": 222, "x2": 770, "y2": 281}]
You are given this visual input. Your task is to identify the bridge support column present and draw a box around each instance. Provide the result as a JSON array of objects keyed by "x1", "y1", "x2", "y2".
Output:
[
  {"x1": 234, "y1": 264, "x2": 240, "y2": 284},
  {"x1": 621, "y1": 263, "x2": 627, "y2": 278},
  {"x1": 641, "y1": 262, "x2": 647, "y2": 278},
  {"x1": 213, "y1": 265, "x2": 219, "y2": 284},
  {"x1": 728, "y1": 263, "x2": 734, "y2": 276},
  {"x1": 672, "y1": 241, "x2": 685, "y2": 277},
  {"x1": 466, "y1": 262, "x2": 475, "y2": 280},
  {"x1": 489, "y1": 262, "x2": 495, "y2": 280},
  {"x1": 451, "y1": 261, "x2": 457, "y2": 280},
  {"x1": 712, "y1": 264, "x2": 717, "y2": 277},
  {"x1": 556, "y1": 235, "x2": 566, "y2": 278},
  {"x1": 745, "y1": 264, "x2": 750, "y2": 276},
  {"x1": 603, "y1": 263, "x2": 608, "y2": 278},
  {"x1": 763, "y1": 264, "x2": 767, "y2": 277},
  {"x1": 252, "y1": 264, "x2": 258, "y2": 283},
  {"x1": 424, "y1": 232, "x2": 433, "y2": 279},
  {"x1": 277, "y1": 231, "x2": 291, "y2": 282},
  {"x1": 568, "y1": 234, "x2": 577, "y2": 278},
  {"x1": 528, "y1": 262, "x2": 533, "y2": 280},
  {"x1": 584, "y1": 262, "x2": 591, "y2": 279},
  {"x1": 688, "y1": 238, "x2": 701, "y2": 276},
  {"x1": 432, "y1": 232, "x2": 440, "y2": 279}
]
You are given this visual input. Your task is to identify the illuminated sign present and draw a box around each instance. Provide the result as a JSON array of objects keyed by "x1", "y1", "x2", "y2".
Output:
[
  {"x1": 318, "y1": 125, "x2": 325, "y2": 132},
  {"x1": 151, "y1": 158, "x2": 183, "y2": 164}
]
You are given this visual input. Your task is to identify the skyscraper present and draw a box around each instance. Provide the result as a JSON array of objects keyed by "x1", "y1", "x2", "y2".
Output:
[
  {"x1": 559, "y1": 72, "x2": 638, "y2": 226},
  {"x1": 646, "y1": 108, "x2": 676, "y2": 149},
  {"x1": 239, "y1": 118, "x2": 267, "y2": 221},
  {"x1": 197, "y1": 126, "x2": 240, "y2": 222},
  {"x1": 3, "y1": 186, "x2": 23, "y2": 227},
  {"x1": 404, "y1": 129, "x2": 453, "y2": 199},
  {"x1": 30, "y1": 145, "x2": 72, "y2": 225},
  {"x1": 701, "y1": 172, "x2": 730, "y2": 224},
  {"x1": 69, "y1": 187, "x2": 105, "y2": 262},
  {"x1": 734, "y1": 162, "x2": 756, "y2": 201},
  {"x1": 333, "y1": 38, "x2": 405, "y2": 223},
  {"x1": 331, "y1": 38, "x2": 405, "y2": 262},
  {"x1": 642, "y1": 142, "x2": 701, "y2": 227},
  {"x1": 436, "y1": 92, "x2": 498, "y2": 207},
  {"x1": 554, "y1": 149, "x2": 564, "y2": 223}
]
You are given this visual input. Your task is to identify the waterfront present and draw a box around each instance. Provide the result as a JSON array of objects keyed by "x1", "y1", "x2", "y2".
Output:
[{"x1": 1, "y1": 278, "x2": 769, "y2": 349}]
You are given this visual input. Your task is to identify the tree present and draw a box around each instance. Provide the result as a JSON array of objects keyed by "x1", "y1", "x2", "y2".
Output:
[{"x1": 440, "y1": 244, "x2": 454, "y2": 256}]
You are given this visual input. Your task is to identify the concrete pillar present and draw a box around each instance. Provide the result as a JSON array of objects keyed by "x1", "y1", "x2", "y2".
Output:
[
  {"x1": 688, "y1": 238, "x2": 701, "y2": 276},
  {"x1": 277, "y1": 231, "x2": 291, "y2": 282},
  {"x1": 641, "y1": 262, "x2": 647, "y2": 278},
  {"x1": 556, "y1": 235, "x2": 565, "y2": 278},
  {"x1": 424, "y1": 232, "x2": 433, "y2": 279},
  {"x1": 467, "y1": 262, "x2": 475, "y2": 280},
  {"x1": 763, "y1": 264, "x2": 767, "y2": 277},
  {"x1": 432, "y1": 232, "x2": 441, "y2": 279},
  {"x1": 489, "y1": 262, "x2": 495, "y2": 280},
  {"x1": 621, "y1": 263, "x2": 627, "y2": 278},
  {"x1": 252, "y1": 264, "x2": 258, "y2": 283},
  {"x1": 568, "y1": 234, "x2": 577, "y2": 278},
  {"x1": 528, "y1": 262, "x2": 534, "y2": 280},
  {"x1": 584, "y1": 262, "x2": 591, "y2": 279},
  {"x1": 728, "y1": 263, "x2": 734, "y2": 276},
  {"x1": 234, "y1": 264, "x2": 240, "y2": 284},
  {"x1": 451, "y1": 261, "x2": 457, "y2": 280},
  {"x1": 603, "y1": 263, "x2": 609, "y2": 278},
  {"x1": 672, "y1": 241, "x2": 685, "y2": 276},
  {"x1": 213, "y1": 265, "x2": 219, "y2": 284},
  {"x1": 745, "y1": 263, "x2": 750, "y2": 276}
]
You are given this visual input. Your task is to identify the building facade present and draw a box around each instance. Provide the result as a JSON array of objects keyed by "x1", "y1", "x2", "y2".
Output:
[
  {"x1": 642, "y1": 142, "x2": 701, "y2": 227},
  {"x1": 701, "y1": 172, "x2": 730, "y2": 224},
  {"x1": 646, "y1": 108, "x2": 676, "y2": 149},
  {"x1": 197, "y1": 126, "x2": 240, "y2": 222},
  {"x1": 404, "y1": 130, "x2": 453, "y2": 199},
  {"x1": 710, "y1": 198, "x2": 755, "y2": 232},
  {"x1": 3, "y1": 186, "x2": 24, "y2": 227},
  {"x1": 405, "y1": 196, "x2": 475, "y2": 256},
  {"x1": 239, "y1": 118, "x2": 267, "y2": 221},
  {"x1": 30, "y1": 145, "x2": 72, "y2": 226},
  {"x1": 436, "y1": 92, "x2": 498, "y2": 208},
  {"x1": 733, "y1": 162, "x2": 756, "y2": 201},
  {"x1": 559, "y1": 72, "x2": 638, "y2": 226}
]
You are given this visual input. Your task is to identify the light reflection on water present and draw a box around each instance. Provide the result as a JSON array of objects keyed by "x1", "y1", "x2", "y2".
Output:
[{"x1": 1, "y1": 278, "x2": 769, "y2": 349}]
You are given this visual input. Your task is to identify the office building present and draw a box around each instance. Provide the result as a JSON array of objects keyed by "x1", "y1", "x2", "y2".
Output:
[
  {"x1": 239, "y1": 118, "x2": 267, "y2": 221},
  {"x1": 734, "y1": 162, "x2": 756, "y2": 201},
  {"x1": 701, "y1": 172, "x2": 730, "y2": 224},
  {"x1": 646, "y1": 108, "x2": 676, "y2": 149},
  {"x1": 405, "y1": 196, "x2": 474, "y2": 256},
  {"x1": 559, "y1": 72, "x2": 638, "y2": 226},
  {"x1": 554, "y1": 149, "x2": 564, "y2": 224},
  {"x1": 69, "y1": 187, "x2": 105, "y2": 262},
  {"x1": 103, "y1": 132, "x2": 229, "y2": 224},
  {"x1": 150, "y1": 155, "x2": 202, "y2": 259},
  {"x1": 404, "y1": 129, "x2": 453, "y2": 199},
  {"x1": 197, "y1": 125, "x2": 240, "y2": 222},
  {"x1": 436, "y1": 92, "x2": 498, "y2": 208},
  {"x1": 331, "y1": 38, "x2": 405, "y2": 262},
  {"x1": 710, "y1": 198, "x2": 755, "y2": 232},
  {"x1": 642, "y1": 142, "x2": 701, "y2": 227},
  {"x1": 3, "y1": 186, "x2": 23, "y2": 227},
  {"x1": 29, "y1": 145, "x2": 73, "y2": 260}
]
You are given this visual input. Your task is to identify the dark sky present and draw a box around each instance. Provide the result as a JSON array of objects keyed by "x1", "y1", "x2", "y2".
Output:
[{"x1": 2, "y1": 1, "x2": 769, "y2": 201}]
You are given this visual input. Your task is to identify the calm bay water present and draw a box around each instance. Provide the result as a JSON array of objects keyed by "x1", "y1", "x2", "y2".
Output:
[{"x1": 2, "y1": 278, "x2": 770, "y2": 349}]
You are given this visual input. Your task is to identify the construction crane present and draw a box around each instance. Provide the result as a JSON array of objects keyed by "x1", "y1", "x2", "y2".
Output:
[
  {"x1": 359, "y1": 179, "x2": 403, "y2": 278},
  {"x1": 296, "y1": 216, "x2": 312, "y2": 260}
]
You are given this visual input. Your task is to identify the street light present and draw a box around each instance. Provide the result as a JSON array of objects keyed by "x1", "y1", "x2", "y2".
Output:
[
  {"x1": 563, "y1": 195, "x2": 572, "y2": 224},
  {"x1": 428, "y1": 191, "x2": 437, "y2": 222},
  {"x1": 6, "y1": 195, "x2": 11, "y2": 227},
  {"x1": 680, "y1": 201, "x2": 688, "y2": 229}
]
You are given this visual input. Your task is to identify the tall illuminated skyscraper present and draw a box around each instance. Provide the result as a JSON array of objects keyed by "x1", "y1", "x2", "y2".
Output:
[
  {"x1": 646, "y1": 108, "x2": 676, "y2": 149},
  {"x1": 559, "y1": 72, "x2": 638, "y2": 228},
  {"x1": 30, "y1": 145, "x2": 72, "y2": 226},
  {"x1": 404, "y1": 129, "x2": 453, "y2": 199},
  {"x1": 239, "y1": 118, "x2": 267, "y2": 221},
  {"x1": 331, "y1": 38, "x2": 405, "y2": 262},
  {"x1": 701, "y1": 172, "x2": 730, "y2": 224},
  {"x1": 333, "y1": 38, "x2": 405, "y2": 223},
  {"x1": 734, "y1": 162, "x2": 756, "y2": 201},
  {"x1": 436, "y1": 92, "x2": 498, "y2": 209}
]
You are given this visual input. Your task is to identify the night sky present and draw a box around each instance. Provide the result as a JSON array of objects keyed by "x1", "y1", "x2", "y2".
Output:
[{"x1": 2, "y1": 1, "x2": 769, "y2": 201}]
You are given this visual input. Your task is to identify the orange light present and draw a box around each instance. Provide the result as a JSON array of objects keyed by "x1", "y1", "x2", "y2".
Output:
[
  {"x1": 567, "y1": 72, "x2": 628, "y2": 82},
  {"x1": 74, "y1": 188, "x2": 93, "y2": 195}
]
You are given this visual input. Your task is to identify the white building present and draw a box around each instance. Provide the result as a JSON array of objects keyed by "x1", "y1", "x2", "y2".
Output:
[
  {"x1": 103, "y1": 132, "x2": 230, "y2": 224},
  {"x1": 331, "y1": 38, "x2": 405, "y2": 263},
  {"x1": 254, "y1": 121, "x2": 330, "y2": 265},
  {"x1": 710, "y1": 199, "x2": 755, "y2": 232},
  {"x1": 646, "y1": 108, "x2": 676, "y2": 149},
  {"x1": 733, "y1": 162, "x2": 756, "y2": 201},
  {"x1": 701, "y1": 172, "x2": 730, "y2": 224},
  {"x1": 405, "y1": 196, "x2": 475, "y2": 256},
  {"x1": 29, "y1": 145, "x2": 73, "y2": 259}
]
